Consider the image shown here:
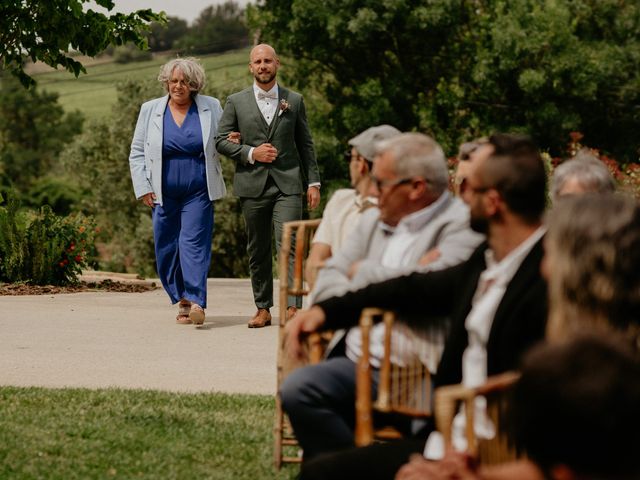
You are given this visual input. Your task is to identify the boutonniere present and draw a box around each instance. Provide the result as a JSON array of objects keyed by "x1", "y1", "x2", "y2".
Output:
[{"x1": 278, "y1": 99, "x2": 290, "y2": 117}]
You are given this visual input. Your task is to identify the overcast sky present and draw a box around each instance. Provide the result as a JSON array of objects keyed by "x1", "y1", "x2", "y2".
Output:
[{"x1": 92, "y1": 0, "x2": 252, "y2": 25}]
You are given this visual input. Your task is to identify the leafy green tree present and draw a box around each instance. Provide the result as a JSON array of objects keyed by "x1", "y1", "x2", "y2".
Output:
[
  {"x1": 0, "y1": 0, "x2": 164, "y2": 88},
  {"x1": 251, "y1": 0, "x2": 640, "y2": 161},
  {"x1": 147, "y1": 16, "x2": 189, "y2": 52},
  {"x1": 0, "y1": 76, "x2": 84, "y2": 202},
  {"x1": 177, "y1": 1, "x2": 250, "y2": 54}
]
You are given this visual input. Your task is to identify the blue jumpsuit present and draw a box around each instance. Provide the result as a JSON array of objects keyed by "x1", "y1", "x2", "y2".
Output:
[{"x1": 152, "y1": 102, "x2": 213, "y2": 308}]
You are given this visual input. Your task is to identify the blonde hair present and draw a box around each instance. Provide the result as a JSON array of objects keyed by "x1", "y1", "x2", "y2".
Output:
[
  {"x1": 546, "y1": 193, "x2": 640, "y2": 346},
  {"x1": 157, "y1": 57, "x2": 206, "y2": 94}
]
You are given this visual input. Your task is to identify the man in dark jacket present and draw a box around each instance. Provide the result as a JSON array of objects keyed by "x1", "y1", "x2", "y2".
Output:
[{"x1": 284, "y1": 133, "x2": 549, "y2": 479}]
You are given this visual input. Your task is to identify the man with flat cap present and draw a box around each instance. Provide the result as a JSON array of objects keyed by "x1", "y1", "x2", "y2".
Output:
[{"x1": 305, "y1": 125, "x2": 401, "y2": 286}]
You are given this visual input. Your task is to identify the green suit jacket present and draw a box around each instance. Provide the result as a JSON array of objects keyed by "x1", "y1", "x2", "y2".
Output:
[{"x1": 215, "y1": 86, "x2": 320, "y2": 198}]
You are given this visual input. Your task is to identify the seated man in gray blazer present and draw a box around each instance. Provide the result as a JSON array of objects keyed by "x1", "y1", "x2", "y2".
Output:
[{"x1": 281, "y1": 132, "x2": 484, "y2": 460}]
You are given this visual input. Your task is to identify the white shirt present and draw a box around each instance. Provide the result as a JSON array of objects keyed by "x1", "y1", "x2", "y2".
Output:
[
  {"x1": 424, "y1": 226, "x2": 546, "y2": 460},
  {"x1": 313, "y1": 189, "x2": 377, "y2": 250},
  {"x1": 380, "y1": 191, "x2": 450, "y2": 268},
  {"x1": 345, "y1": 192, "x2": 452, "y2": 371}
]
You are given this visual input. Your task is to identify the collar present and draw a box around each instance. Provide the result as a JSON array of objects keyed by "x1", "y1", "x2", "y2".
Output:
[
  {"x1": 354, "y1": 193, "x2": 378, "y2": 211},
  {"x1": 395, "y1": 191, "x2": 451, "y2": 233},
  {"x1": 253, "y1": 82, "x2": 279, "y2": 98},
  {"x1": 483, "y1": 226, "x2": 546, "y2": 284}
]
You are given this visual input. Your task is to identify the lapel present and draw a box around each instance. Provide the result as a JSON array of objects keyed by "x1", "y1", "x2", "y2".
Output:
[
  {"x1": 487, "y1": 238, "x2": 544, "y2": 346},
  {"x1": 267, "y1": 86, "x2": 289, "y2": 142},
  {"x1": 246, "y1": 88, "x2": 270, "y2": 134},
  {"x1": 193, "y1": 94, "x2": 211, "y2": 149},
  {"x1": 152, "y1": 95, "x2": 170, "y2": 133}
]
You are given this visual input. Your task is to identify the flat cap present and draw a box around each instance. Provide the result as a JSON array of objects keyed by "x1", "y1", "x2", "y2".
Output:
[{"x1": 348, "y1": 124, "x2": 401, "y2": 162}]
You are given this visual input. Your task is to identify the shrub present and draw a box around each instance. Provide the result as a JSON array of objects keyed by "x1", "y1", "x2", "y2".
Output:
[{"x1": 0, "y1": 194, "x2": 97, "y2": 285}]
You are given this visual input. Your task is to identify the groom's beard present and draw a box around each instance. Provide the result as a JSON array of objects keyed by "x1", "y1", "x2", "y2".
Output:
[{"x1": 254, "y1": 71, "x2": 276, "y2": 84}]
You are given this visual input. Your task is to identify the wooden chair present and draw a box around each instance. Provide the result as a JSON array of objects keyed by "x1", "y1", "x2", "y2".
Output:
[
  {"x1": 274, "y1": 219, "x2": 323, "y2": 469},
  {"x1": 355, "y1": 308, "x2": 433, "y2": 447},
  {"x1": 434, "y1": 371, "x2": 520, "y2": 465}
]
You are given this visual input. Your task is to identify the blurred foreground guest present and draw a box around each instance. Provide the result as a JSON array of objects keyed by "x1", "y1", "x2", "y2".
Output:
[
  {"x1": 304, "y1": 125, "x2": 400, "y2": 286},
  {"x1": 544, "y1": 193, "x2": 640, "y2": 345},
  {"x1": 551, "y1": 149, "x2": 615, "y2": 201},
  {"x1": 129, "y1": 57, "x2": 226, "y2": 325},
  {"x1": 395, "y1": 333, "x2": 640, "y2": 480}
]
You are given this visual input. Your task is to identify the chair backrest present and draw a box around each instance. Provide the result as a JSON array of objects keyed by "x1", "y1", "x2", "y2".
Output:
[
  {"x1": 434, "y1": 371, "x2": 520, "y2": 464},
  {"x1": 277, "y1": 219, "x2": 323, "y2": 372},
  {"x1": 355, "y1": 308, "x2": 432, "y2": 446},
  {"x1": 274, "y1": 218, "x2": 321, "y2": 469}
]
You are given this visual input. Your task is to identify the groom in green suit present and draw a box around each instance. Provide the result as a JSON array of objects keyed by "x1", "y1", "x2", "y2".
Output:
[{"x1": 216, "y1": 44, "x2": 321, "y2": 328}]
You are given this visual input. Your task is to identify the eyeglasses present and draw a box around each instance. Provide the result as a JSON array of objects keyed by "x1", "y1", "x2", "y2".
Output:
[{"x1": 369, "y1": 174, "x2": 416, "y2": 191}]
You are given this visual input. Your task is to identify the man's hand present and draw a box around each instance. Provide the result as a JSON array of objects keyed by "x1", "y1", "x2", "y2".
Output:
[
  {"x1": 284, "y1": 305, "x2": 326, "y2": 360},
  {"x1": 307, "y1": 185, "x2": 320, "y2": 209},
  {"x1": 418, "y1": 248, "x2": 441, "y2": 266},
  {"x1": 347, "y1": 260, "x2": 362, "y2": 280},
  {"x1": 253, "y1": 143, "x2": 278, "y2": 163},
  {"x1": 140, "y1": 192, "x2": 156, "y2": 208},
  {"x1": 227, "y1": 131, "x2": 241, "y2": 144},
  {"x1": 395, "y1": 452, "x2": 480, "y2": 480}
]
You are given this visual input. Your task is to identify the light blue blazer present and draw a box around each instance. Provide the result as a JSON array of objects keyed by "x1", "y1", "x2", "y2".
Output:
[{"x1": 129, "y1": 94, "x2": 227, "y2": 206}]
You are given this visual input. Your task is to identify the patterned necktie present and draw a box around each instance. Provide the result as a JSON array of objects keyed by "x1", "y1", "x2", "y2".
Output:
[{"x1": 257, "y1": 91, "x2": 277, "y2": 100}]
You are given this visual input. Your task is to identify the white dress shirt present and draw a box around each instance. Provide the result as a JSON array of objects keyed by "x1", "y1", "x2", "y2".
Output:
[
  {"x1": 424, "y1": 226, "x2": 546, "y2": 460},
  {"x1": 345, "y1": 192, "x2": 453, "y2": 371}
]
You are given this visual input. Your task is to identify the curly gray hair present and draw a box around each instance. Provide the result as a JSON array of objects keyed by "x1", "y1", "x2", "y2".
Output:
[
  {"x1": 551, "y1": 149, "x2": 615, "y2": 202},
  {"x1": 157, "y1": 57, "x2": 206, "y2": 95}
]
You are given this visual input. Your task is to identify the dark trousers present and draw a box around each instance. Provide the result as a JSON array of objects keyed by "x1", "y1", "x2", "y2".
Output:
[
  {"x1": 240, "y1": 176, "x2": 302, "y2": 309},
  {"x1": 299, "y1": 438, "x2": 426, "y2": 480},
  {"x1": 280, "y1": 357, "x2": 378, "y2": 460}
]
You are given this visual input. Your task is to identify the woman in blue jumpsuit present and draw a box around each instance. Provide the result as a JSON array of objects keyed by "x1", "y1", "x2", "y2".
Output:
[{"x1": 129, "y1": 58, "x2": 226, "y2": 325}]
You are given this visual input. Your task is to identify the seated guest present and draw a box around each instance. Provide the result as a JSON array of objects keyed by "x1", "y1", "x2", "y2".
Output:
[
  {"x1": 282, "y1": 132, "x2": 483, "y2": 460},
  {"x1": 551, "y1": 149, "x2": 615, "y2": 201},
  {"x1": 286, "y1": 133, "x2": 549, "y2": 477},
  {"x1": 305, "y1": 125, "x2": 401, "y2": 286},
  {"x1": 544, "y1": 193, "x2": 640, "y2": 344},
  {"x1": 395, "y1": 333, "x2": 640, "y2": 480}
]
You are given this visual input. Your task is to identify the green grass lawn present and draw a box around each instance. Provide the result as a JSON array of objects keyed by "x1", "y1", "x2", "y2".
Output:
[
  {"x1": 30, "y1": 49, "x2": 252, "y2": 121},
  {"x1": 0, "y1": 387, "x2": 298, "y2": 480}
]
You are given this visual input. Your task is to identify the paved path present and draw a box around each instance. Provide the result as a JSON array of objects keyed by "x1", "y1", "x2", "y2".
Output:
[{"x1": 0, "y1": 277, "x2": 283, "y2": 395}]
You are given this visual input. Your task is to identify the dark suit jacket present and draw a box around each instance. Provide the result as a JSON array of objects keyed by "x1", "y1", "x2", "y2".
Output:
[
  {"x1": 215, "y1": 86, "x2": 320, "y2": 198},
  {"x1": 317, "y1": 239, "x2": 548, "y2": 387}
]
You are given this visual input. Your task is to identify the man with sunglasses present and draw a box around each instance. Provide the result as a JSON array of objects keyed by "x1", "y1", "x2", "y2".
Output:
[
  {"x1": 305, "y1": 125, "x2": 401, "y2": 286},
  {"x1": 281, "y1": 132, "x2": 483, "y2": 460}
]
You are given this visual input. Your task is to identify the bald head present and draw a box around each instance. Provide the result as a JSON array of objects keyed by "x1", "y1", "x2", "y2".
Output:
[{"x1": 250, "y1": 43, "x2": 278, "y2": 60}]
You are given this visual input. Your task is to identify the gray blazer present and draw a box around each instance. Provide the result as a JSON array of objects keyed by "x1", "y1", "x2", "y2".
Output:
[
  {"x1": 312, "y1": 194, "x2": 484, "y2": 303},
  {"x1": 215, "y1": 86, "x2": 320, "y2": 198},
  {"x1": 129, "y1": 94, "x2": 227, "y2": 206}
]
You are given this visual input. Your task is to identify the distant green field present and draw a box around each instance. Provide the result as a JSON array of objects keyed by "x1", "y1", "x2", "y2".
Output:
[{"x1": 31, "y1": 48, "x2": 252, "y2": 120}]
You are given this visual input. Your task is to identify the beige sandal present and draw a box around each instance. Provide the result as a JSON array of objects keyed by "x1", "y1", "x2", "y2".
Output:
[
  {"x1": 176, "y1": 300, "x2": 192, "y2": 324},
  {"x1": 189, "y1": 304, "x2": 205, "y2": 325}
]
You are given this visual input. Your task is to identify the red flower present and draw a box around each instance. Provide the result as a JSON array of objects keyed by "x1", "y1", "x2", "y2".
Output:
[{"x1": 75, "y1": 255, "x2": 83, "y2": 262}]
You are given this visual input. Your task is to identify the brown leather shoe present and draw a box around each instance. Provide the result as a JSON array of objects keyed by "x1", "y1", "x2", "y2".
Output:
[
  {"x1": 248, "y1": 308, "x2": 271, "y2": 328},
  {"x1": 286, "y1": 306, "x2": 298, "y2": 320}
]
